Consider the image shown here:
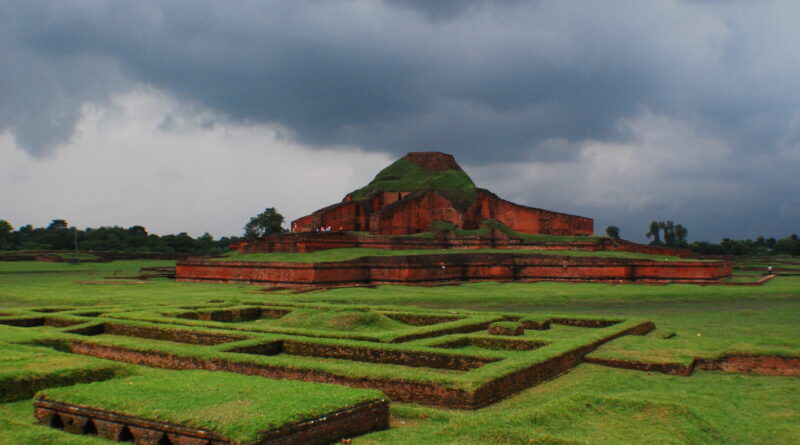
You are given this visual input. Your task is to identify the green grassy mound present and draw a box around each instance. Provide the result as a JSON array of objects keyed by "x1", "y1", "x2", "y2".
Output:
[
  {"x1": 348, "y1": 158, "x2": 476, "y2": 208},
  {"x1": 272, "y1": 308, "x2": 410, "y2": 332},
  {"x1": 36, "y1": 370, "x2": 384, "y2": 444}
]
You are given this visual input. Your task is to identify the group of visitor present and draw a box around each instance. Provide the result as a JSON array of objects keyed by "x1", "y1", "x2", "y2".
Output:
[{"x1": 315, "y1": 225, "x2": 345, "y2": 232}]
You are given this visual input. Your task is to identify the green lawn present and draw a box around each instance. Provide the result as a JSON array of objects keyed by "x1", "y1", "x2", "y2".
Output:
[
  {"x1": 359, "y1": 364, "x2": 800, "y2": 445},
  {"x1": 0, "y1": 257, "x2": 798, "y2": 444}
]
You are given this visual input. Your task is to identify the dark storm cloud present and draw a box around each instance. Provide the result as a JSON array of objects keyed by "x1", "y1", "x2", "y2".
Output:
[
  {"x1": 5, "y1": 0, "x2": 797, "y2": 164},
  {"x1": 386, "y1": 0, "x2": 522, "y2": 21}
]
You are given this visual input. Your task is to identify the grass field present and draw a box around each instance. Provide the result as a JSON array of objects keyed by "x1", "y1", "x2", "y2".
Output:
[{"x1": 0, "y1": 257, "x2": 798, "y2": 444}]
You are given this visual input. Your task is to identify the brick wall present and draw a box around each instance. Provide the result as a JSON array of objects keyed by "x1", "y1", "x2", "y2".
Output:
[{"x1": 177, "y1": 254, "x2": 733, "y2": 286}]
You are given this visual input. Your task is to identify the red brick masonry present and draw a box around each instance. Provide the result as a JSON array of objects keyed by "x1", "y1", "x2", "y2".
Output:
[
  {"x1": 177, "y1": 253, "x2": 732, "y2": 287},
  {"x1": 291, "y1": 151, "x2": 595, "y2": 236},
  {"x1": 587, "y1": 354, "x2": 800, "y2": 377},
  {"x1": 64, "y1": 320, "x2": 654, "y2": 409},
  {"x1": 235, "y1": 231, "x2": 692, "y2": 258}
]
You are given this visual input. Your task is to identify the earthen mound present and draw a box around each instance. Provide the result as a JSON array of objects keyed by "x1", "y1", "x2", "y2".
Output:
[
  {"x1": 274, "y1": 308, "x2": 409, "y2": 332},
  {"x1": 403, "y1": 151, "x2": 464, "y2": 172},
  {"x1": 292, "y1": 151, "x2": 594, "y2": 236}
]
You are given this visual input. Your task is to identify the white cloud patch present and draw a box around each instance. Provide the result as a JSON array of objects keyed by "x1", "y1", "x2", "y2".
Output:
[{"x1": 0, "y1": 90, "x2": 392, "y2": 237}]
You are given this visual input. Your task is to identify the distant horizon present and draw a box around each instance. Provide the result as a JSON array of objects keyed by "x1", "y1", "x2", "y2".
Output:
[{"x1": 2, "y1": 212, "x2": 796, "y2": 246}]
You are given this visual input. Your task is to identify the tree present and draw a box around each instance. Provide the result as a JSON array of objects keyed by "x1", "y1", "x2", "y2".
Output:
[
  {"x1": 646, "y1": 221, "x2": 688, "y2": 248},
  {"x1": 0, "y1": 220, "x2": 12, "y2": 249},
  {"x1": 244, "y1": 208, "x2": 287, "y2": 238},
  {"x1": 646, "y1": 221, "x2": 662, "y2": 246},
  {"x1": 46, "y1": 219, "x2": 68, "y2": 231},
  {"x1": 673, "y1": 223, "x2": 688, "y2": 247},
  {"x1": 605, "y1": 225, "x2": 620, "y2": 240}
]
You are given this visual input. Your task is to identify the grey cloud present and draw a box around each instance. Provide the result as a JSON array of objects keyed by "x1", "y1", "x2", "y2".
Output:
[
  {"x1": 2, "y1": 0, "x2": 799, "y2": 168},
  {"x1": 386, "y1": 0, "x2": 522, "y2": 21}
]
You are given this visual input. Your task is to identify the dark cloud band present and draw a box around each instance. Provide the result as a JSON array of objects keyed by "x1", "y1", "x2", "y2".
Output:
[{"x1": 2, "y1": 0, "x2": 797, "y2": 164}]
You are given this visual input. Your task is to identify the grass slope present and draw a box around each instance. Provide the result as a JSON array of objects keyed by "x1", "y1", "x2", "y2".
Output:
[
  {"x1": 348, "y1": 158, "x2": 476, "y2": 206},
  {"x1": 359, "y1": 364, "x2": 800, "y2": 444}
]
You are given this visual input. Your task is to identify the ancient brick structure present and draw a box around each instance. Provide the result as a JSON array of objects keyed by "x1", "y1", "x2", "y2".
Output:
[
  {"x1": 235, "y1": 229, "x2": 693, "y2": 257},
  {"x1": 177, "y1": 254, "x2": 733, "y2": 287},
  {"x1": 291, "y1": 152, "x2": 593, "y2": 236},
  {"x1": 179, "y1": 151, "x2": 735, "y2": 287}
]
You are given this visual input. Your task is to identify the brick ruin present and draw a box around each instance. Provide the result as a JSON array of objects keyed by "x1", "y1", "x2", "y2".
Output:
[
  {"x1": 177, "y1": 253, "x2": 733, "y2": 287},
  {"x1": 173, "y1": 151, "x2": 736, "y2": 286},
  {"x1": 291, "y1": 152, "x2": 594, "y2": 236},
  {"x1": 3, "y1": 298, "x2": 797, "y2": 445},
  {"x1": 234, "y1": 229, "x2": 693, "y2": 256},
  {"x1": 3, "y1": 303, "x2": 658, "y2": 410}
]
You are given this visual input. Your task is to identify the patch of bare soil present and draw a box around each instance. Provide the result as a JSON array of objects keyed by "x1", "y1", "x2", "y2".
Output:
[
  {"x1": 697, "y1": 355, "x2": 800, "y2": 377},
  {"x1": 389, "y1": 415, "x2": 422, "y2": 429},
  {"x1": 589, "y1": 354, "x2": 800, "y2": 377}
]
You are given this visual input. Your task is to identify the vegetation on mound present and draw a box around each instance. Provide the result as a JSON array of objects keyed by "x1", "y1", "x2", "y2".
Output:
[
  {"x1": 36, "y1": 370, "x2": 384, "y2": 443},
  {"x1": 348, "y1": 158, "x2": 476, "y2": 208},
  {"x1": 488, "y1": 321, "x2": 523, "y2": 331},
  {"x1": 342, "y1": 219, "x2": 602, "y2": 242},
  {"x1": 272, "y1": 308, "x2": 410, "y2": 332}
]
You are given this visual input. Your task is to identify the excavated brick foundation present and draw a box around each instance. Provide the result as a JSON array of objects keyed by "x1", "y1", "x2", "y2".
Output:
[
  {"x1": 586, "y1": 354, "x2": 800, "y2": 377},
  {"x1": 63, "y1": 320, "x2": 654, "y2": 409},
  {"x1": 35, "y1": 398, "x2": 389, "y2": 445},
  {"x1": 65, "y1": 322, "x2": 246, "y2": 345}
]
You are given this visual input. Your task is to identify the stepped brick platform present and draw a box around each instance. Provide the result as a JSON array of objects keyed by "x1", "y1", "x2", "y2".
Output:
[
  {"x1": 294, "y1": 188, "x2": 594, "y2": 236},
  {"x1": 204, "y1": 151, "x2": 724, "y2": 286},
  {"x1": 235, "y1": 230, "x2": 692, "y2": 257},
  {"x1": 177, "y1": 253, "x2": 732, "y2": 287}
]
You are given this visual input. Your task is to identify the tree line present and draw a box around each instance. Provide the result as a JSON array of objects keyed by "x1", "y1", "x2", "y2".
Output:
[
  {"x1": 0, "y1": 208, "x2": 288, "y2": 254},
  {"x1": 0, "y1": 219, "x2": 239, "y2": 254},
  {"x1": 606, "y1": 221, "x2": 800, "y2": 256},
  {"x1": 687, "y1": 235, "x2": 800, "y2": 256},
  {"x1": 2, "y1": 212, "x2": 798, "y2": 256}
]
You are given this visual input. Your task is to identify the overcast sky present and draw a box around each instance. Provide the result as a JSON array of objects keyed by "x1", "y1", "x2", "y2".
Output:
[{"x1": 1, "y1": 0, "x2": 798, "y2": 242}]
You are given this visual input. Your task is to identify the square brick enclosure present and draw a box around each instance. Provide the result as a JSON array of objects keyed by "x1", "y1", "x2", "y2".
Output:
[{"x1": 34, "y1": 370, "x2": 389, "y2": 445}]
